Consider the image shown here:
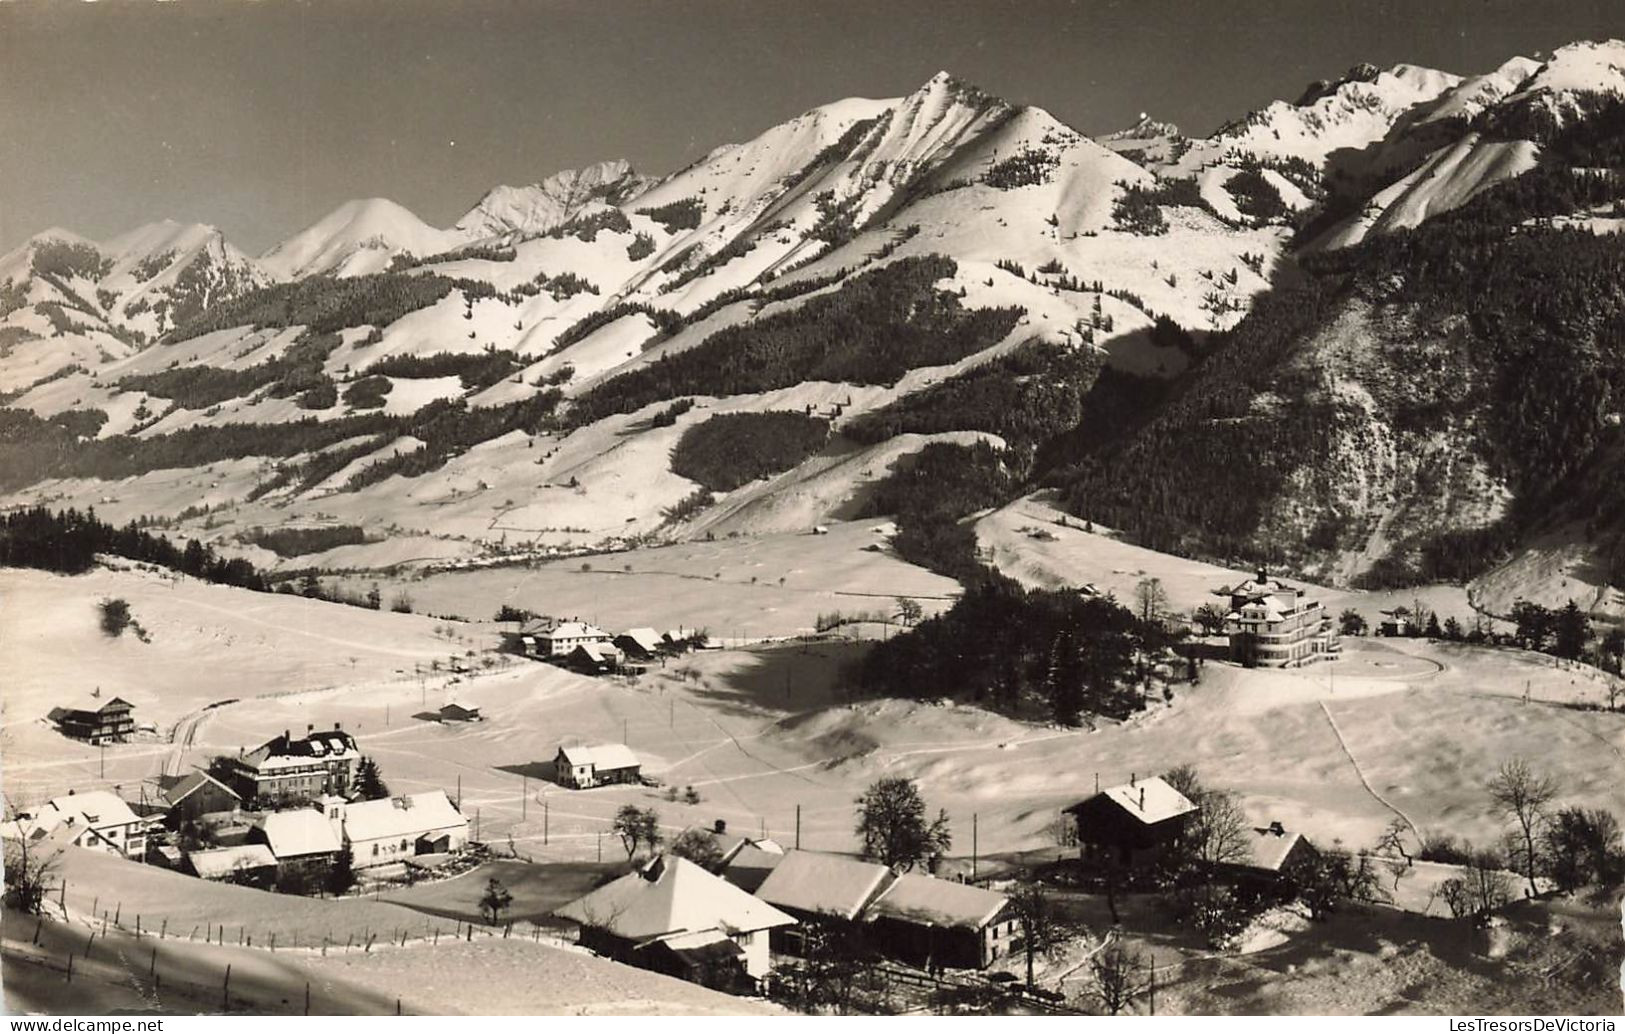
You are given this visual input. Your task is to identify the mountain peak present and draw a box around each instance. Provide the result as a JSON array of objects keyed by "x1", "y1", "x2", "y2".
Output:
[
  {"x1": 455, "y1": 160, "x2": 653, "y2": 239},
  {"x1": 260, "y1": 196, "x2": 463, "y2": 279}
]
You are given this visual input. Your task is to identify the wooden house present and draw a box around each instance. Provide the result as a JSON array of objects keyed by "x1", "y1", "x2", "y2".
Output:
[
  {"x1": 615, "y1": 627, "x2": 664, "y2": 661},
  {"x1": 554, "y1": 855, "x2": 796, "y2": 988},
  {"x1": 49, "y1": 694, "x2": 136, "y2": 744},
  {"x1": 1065, "y1": 775, "x2": 1198, "y2": 871},
  {"x1": 1224, "y1": 822, "x2": 1318, "y2": 887},
  {"x1": 437, "y1": 702, "x2": 482, "y2": 723},
  {"x1": 863, "y1": 874, "x2": 1016, "y2": 971},
  {"x1": 160, "y1": 770, "x2": 242, "y2": 828},
  {"x1": 250, "y1": 808, "x2": 342, "y2": 892},
  {"x1": 554, "y1": 743, "x2": 640, "y2": 789}
]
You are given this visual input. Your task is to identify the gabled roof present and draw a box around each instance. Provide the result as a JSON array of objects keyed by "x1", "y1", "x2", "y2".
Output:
[
  {"x1": 39, "y1": 791, "x2": 141, "y2": 830},
  {"x1": 341, "y1": 791, "x2": 467, "y2": 843},
  {"x1": 557, "y1": 743, "x2": 639, "y2": 770},
  {"x1": 256, "y1": 808, "x2": 342, "y2": 857},
  {"x1": 1067, "y1": 776, "x2": 1197, "y2": 826},
  {"x1": 1243, "y1": 826, "x2": 1310, "y2": 872},
  {"x1": 439, "y1": 701, "x2": 481, "y2": 717},
  {"x1": 618, "y1": 627, "x2": 663, "y2": 653},
  {"x1": 163, "y1": 770, "x2": 242, "y2": 808},
  {"x1": 721, "y1": 843, "x2": 786, "y2": 894},
  {"x1": 518, "y1": 617, "x2": 558, "y2": 635},
  {"x1": 546, "y1": 621, "x2": 609, "y2": 640},
  {"x1": 570, "y1": 642, "x2": 618, "y2": 663},
  {"x1": 865, "y1": 873, "x2": 1010, "y2": 930},
  {"x1": 554, "y1": 855, "x2": 796, "y2": 939},
  {"x1": 754, "y1": 851, "x2": 895, "y2": 920},
  {"x1": 55, "y1": 694, "x2": 135, "y2": 717},
  {"x1": 188, "y1": 843, "x2": 277, "y2": 879}
]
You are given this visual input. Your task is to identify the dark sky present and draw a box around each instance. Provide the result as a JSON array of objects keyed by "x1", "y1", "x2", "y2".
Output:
[{"x1": 1, "y1": 0, "x2": 1618, "y2": 254}]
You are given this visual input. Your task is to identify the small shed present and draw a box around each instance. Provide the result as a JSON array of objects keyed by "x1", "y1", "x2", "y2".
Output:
[
  {"x1": 250, "y1": 808, "x2": 342, "y2": 891},
  {"x1": 186, "y1": 844, "x2": 278, "y2": 887},
  {"x1": 568, "y1": 641, "x2": 622, "y2": 674},
  {"x1": 555, "y1": 743, "x2": 641, "y2": 789},
  {"x1": 1226, "y1": 822, "x2": 1318, "y2": 886},
  {"x1": 160, "y1": 770, "x2": 242, "y2": 828}
]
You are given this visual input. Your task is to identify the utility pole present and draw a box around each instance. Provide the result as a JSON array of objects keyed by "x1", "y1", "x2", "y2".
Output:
[
  {"x1": 596, "y1": 831, "x2": 602, "y2": 863},
  {"x1": 972, "y1": 813, "x2": 978, "y2": 880},
  {"x1": 522, "y1": 776, "x2": 527, "y2": 820},
  {"x1": 456, "y1": 774, "x2": 462, "y2": 811},
  {"x1": 622, "y1": 717, "x2": 628, "y2": 745},
  {"x1": 795, "y1": 805, "x2": 801, "y2": 850},
  {"x1": 544, "y1": 799, "x2": 549, "y2": 845}
]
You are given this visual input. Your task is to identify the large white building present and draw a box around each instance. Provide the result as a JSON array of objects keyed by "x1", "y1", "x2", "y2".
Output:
[
  {"x1": 0, "y1": 790, "x2": 150, "y2": 860},
  {"x1": 1214, "y1": 569, "x2": 1340, "y2": 667},
  {"x1": 332, "y1": 790, "x2": 469, "y2": 869}
]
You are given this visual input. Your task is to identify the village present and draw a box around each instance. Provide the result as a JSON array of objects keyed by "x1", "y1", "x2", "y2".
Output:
[{"x1": 5, "y1": 551, "x2": 1622, "y2": 1016}]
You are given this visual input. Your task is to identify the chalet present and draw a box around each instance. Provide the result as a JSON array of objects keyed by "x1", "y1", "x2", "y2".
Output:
[
  {"x1": 1214, "y1": 569, "x2": 1338, "y2": 667},
  {"x1": 250, "y1": 808, "x2": 343, "y2": 891},
  {"x1": 1065, "y1": 774, "x2": 1197, "y2": 871},
  {"x1": 49, "y1": 693, "x2": 136, "y2": 744},
  {"x1": 554, "y1": 855, "x2": 796, "y2": 989},
  {"x1": 863, "y1": 874, "x2": 1016, "y2": 971},
  {"x1": 536, "y1": 620, "x2": 614, "y2": 658},
  {"x1": 615, "y1": 627, "x2": 664, "y2": 660},
  {"x1": 335, "y1": 790, "x2": 469, "y2": 869},
  {"x1": 1, "y1": 790, "x2": 149, "y2": 860},
  {"x1": 221, "y1": 723, "x2": 361, "y2": 804},
  {"x1": 567, "y1": 641, "x2": 623, "y2": 674},
  {"x1": 159, "y1": 770, "x2": 242, "y2": 828},
  {"x1": 438, "y1": 702, "x2": 482, "y2": 723},
  {"x1": 185, "y1": 843, "x2": 278, "y2": 887},
  {"x1": 752, "y1": 850, "x2": 895, "y2": 955},
  {"x1": 554, "y1": 743, "x2": 640, "y2": 789}
]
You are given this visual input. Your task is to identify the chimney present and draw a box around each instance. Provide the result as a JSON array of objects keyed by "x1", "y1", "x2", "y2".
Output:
[
  {"x1": 307, "y1": 724, "x2": 314, "y2": 735},
  {"x1": 1130, "y1": 772, "x2": 1136, "y2": 787},
  {"x1": 714, "y1": 819, "x2": 727, "y2": 835},
  {"x1": 1139, "y1": 787, "x2": 1146, "y2": 810},
  {"x1": 334, "y1": 722, "x2": 342, "y2": 731},
  {"x1": 283, "y1": 729, "x2": 290, "y2": 742},
  {"x1": 1268, "y1": 821, "x2": 1285, "y2": 837}
]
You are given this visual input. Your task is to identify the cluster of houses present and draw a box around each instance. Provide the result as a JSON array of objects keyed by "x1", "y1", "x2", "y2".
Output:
[
  {"x1": 554, "y1": 822, "x2": 1017, "y2": 993},
  {"x1": 505, "y1": 617, "x2": 706, "y2": 675},
  {"x1": 548, "y1": 776, "x2": 1318, "y2": 996},
  {"x1": 4, "y1": 724, "x2": 470, "y2": 894},
  {"x1": 1213, "y1": 569, "x2": 1340, "y2": 668}
]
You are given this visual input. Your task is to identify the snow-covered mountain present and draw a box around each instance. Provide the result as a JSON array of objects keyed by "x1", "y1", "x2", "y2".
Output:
[
  {"x1": 258, "y1": 197, "x2": 469, "y2": 280},
  {"x1": 455, "y1": 159, "x2": 654, "y2": 238}
]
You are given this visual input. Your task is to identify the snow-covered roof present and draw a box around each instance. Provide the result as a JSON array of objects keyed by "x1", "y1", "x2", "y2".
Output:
[
  {"x1": 439, "y1": 701, "x2": 481, "y2": 717},
  {"x1": 54, "y1": 695, "x2": 134, "y2": 716},
  {"x1": 188, "y1": 844, "x2": 277, "y2": 879},
  {"x1": 163, "y1": 770, "x2": 241, "y2": 808},
  {"x1": 721, "y1": 843, "x2": 787, "y2": 894},
  {"x1": 555, "y1": 855, "x2": 795, "y2": 939},
  {"x1": 341, "y1": 791, "x2": 467, "y2": 843},
  {"x1": 39, "y1": 790, "x2": 141, "y2": 830},
  {"x1": 570, "y1": 642, "x2": 618, "y2": 663},
  {"x1": 754, "y1": 851, "x2": 895, "y2": 920},
  {"x1": 1244, "y1": 826, "x2": 1309, "y2": 872},
  {"x1": 257, "y1": 808, "x2": 342, "y2": 857},
  {"x1": 545, "y1": 621, "x2": 610, "y2": 640},
  {"x1": 1071, "y1": 776, "x2": 1197, "y2": 826},
  {"x1": 557, "y1": 743, "x2": 639, "y2": 771},
  {"x1": 864, "y1": 874, "x2": 1009, "y2": 930},
  {"x1": 619, "y1": 628, "x2": 663, "y2": 653},
  {"x1": 243, "y1": 727, "x2": 359, "y2": 768}
]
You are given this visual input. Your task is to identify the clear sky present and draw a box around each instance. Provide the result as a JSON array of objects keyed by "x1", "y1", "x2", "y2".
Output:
[{"x1": 1, "y1": 0, "x2": 1619, "y2": 254}]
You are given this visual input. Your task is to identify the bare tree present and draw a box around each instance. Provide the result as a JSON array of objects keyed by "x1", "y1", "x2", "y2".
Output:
[
  {"x1": 1087, "y1": 940, "x2": 1151, "y2": 1015},
  {"x1": 1009, "y1": 874, "x2": 1061, "y2": 988},
  {"x1": 1439, "y1": 848, "x2": 1512, "y2": 918},
  {"x1": 1134, "y1": 578, "x2": 1170, "y2": 627},
  {"x1": 2, "y1": 835, "x2": 60, "y2": 915},
  {"x1": 1488, "y1": 759, "x2": 1559, "y2": 896}
]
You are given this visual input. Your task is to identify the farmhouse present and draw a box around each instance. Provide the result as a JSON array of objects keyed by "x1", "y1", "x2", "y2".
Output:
[
  {"x1": 159, "y1": 770, "x2": 242, "y2": 828},
  {"x1": 615, "y1": 627, "x2": 664, "y2": 660},
  {"x1": 753, "y1": 850, "x2": 895, "y2": 955},
  {"x1": 567, "y1": 641, "x2": 623, "y2": 674},
  {"x1": 554, "y1": 855, "x2": 796, "y2": 989},
  {"x1": 1214, "y1": 569, "x2": 1339, "y2": 667},
  {"x1": 222, "y1": 723, "x2": 361, "y2": 804},
  {"x1": 1, "y1": 790, "x2": 149, "y2": 860},
  {"x1": 185, "y1": 843, "x2": 277, "y2": 887},
  {"x1": 1065, "y1": 774, "x2": 1198, "y2": 871},
  {"x1": 863, "y1": 874, "x2": 1016, "y2": 971},
  {"x1": 336, "y1": 790, "x2": 469, "y2": 869},
  {"x1": 554, "y1": 743, "x2": 641, "y2": 789},
  {"x1": 249, "y1": 808, "x2": 343, "y2": 891},
  {"x1": 48, "y1": 693, "x2": 135, "y2": 744},
  {"x1": 536, "y1": 620, "x2": 614, "y2": 657},
  {"x1": 437, "y1": 702, "x2": 482, "y2": 723}
]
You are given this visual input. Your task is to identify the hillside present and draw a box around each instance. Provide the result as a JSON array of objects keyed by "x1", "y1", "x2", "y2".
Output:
[{"x1": 0, "y1": 46, "x2": 1622, "y2": 609}]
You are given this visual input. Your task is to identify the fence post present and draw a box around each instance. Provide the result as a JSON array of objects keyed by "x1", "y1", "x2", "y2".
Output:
[
  {"x1": 136, "y1": 915, "x2": 142, "y2": 938},
  {"x1": 32, "y1": 918, "x2": 42, "y2": 945},
  {"x1": 60, "y1": 881, "x2": 67, "y2": 913},
  {"x1": 222, "y1": 964, "x2": 231, "y2": 1011},
  {"x1": 161, "y1": 918, "x2": 167, "y2": 939},
  {"x1": 115, "y1": 903, "x2": 121, "y2": 925},
  {"x1": 85, "y1": 933, "x2": 94, "y2": 959},
  {"x1": 150, "y1": 947, "x2": 157, "y2": 977},
  {"x1": 305, "y1": 981, "x2": 311, "y2": 1016},
  {"x1": 66, "y1": 953, "x2": 73, "y2": 984}
]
